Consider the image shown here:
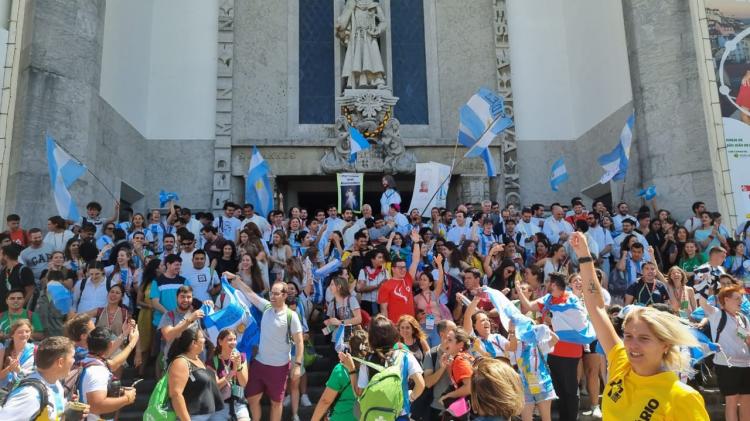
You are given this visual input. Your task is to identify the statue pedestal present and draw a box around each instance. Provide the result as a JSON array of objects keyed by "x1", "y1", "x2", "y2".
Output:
[{"x1": 322, "y1": 89, "x2": 416, "y2": 174}]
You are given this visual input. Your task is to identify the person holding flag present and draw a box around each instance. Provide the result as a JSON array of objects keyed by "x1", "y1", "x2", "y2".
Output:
[
  {"x1": 570, "y1": 232, "x2": 709, "y2": 420},
  {"x1": 225, "y1": 273, "x2": 304, "y2": 421}
]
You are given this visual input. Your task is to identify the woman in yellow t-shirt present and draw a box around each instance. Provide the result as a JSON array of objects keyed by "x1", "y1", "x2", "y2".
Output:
[{"x1": 569, "y1": 232, "x2": 709, "y2": 421}]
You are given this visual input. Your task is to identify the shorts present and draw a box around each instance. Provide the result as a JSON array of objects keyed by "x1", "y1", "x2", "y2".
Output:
[
  {"x1": 245, "y1": 360, "x2": 291, "y2": 402},
  {"x1": 524, "y1": 388, "x2": 557, "y2": 405},
  {"x1": 715, "y1": 364, "x2": 750, "y2": 396},
  {"x1": 214, "y1": 402, "x2": 251, "y2": 421},
  {"x1": 583, "y1": 340, "x2": 598, "y2": 354}
]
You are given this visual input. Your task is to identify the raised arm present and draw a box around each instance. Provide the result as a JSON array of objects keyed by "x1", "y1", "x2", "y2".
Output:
[
  {"x1": 408, "y1": 229, "x2": 421, "y2": 279},
  {"x1": 434, "y1": 254, "x2": 445, "y2": 297},
  {"x1": 569, "y1": 232, "x2": 620, "y2": 353}
]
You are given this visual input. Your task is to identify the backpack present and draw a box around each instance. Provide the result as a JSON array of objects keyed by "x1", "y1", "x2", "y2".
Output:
[
  {"x1": 76, "y1": 275, "x2": 115, "y2": 310},
  {"x1": 353, "y1": 345, "x2": 411, "y2": 421},
  {"x1": 62, "y1": 358, "x2": 107, "y2": 400},
  {"x1": 0, "y1": 377, "x2": 50, "y2": 420}
]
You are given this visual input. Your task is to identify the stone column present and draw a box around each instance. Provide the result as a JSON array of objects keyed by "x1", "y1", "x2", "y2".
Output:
[
  {"x1": 5, "y1": 0, "x2": 107, "y2": 227},
  {"x1": 621, "y1": 0, "x2": 716, "y2": 219},
  {"x1": 212, "y1": 0, "x2": 235, "y2": 212}
]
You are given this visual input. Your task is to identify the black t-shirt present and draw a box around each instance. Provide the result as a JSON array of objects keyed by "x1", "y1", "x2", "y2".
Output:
[
  {"x1": 625, "y1": 279, "x2": 669, "y2": 306},
  {"x1": 0, "y1": 264, "x2": 35, "y2": 312}
]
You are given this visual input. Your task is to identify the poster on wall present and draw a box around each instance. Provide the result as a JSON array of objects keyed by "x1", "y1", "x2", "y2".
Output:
[
  {"x1": 337, "y1": 173, "x2": 363, "y2": 213},
  {"x1": 409, "y1": 162, "x2": 452, "y2": 216},
  {"x1": 703, "y1": 2, "x2": 750, "y2": 219}
]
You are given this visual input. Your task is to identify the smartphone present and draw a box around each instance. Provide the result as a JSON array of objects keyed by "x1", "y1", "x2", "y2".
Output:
[{"x1": 130, "y1": 379, "x2": 144, "y2": 388}]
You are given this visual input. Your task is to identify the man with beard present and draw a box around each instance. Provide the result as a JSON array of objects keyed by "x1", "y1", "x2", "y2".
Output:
[
  {"x1": 158, "y1": 284, "x2": 205, "y2": 359},
  {"x1": 19, "y1": 229, "x2": 54, "y2": 285}
]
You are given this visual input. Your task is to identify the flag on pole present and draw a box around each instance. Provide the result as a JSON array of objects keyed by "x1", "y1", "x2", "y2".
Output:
[
  {"x1": 245, "y1": 146, "x2": 274, "y2": 218},
  {"x1": 549, "y1": 158, "x2": 569, "y2": 192},
  {"x1": 598, "y1": 112, "x2": 635, "y2": 184},
  {"x1": 637, "y1": 185, "x2": 657, "y2": 200},
  {"x1": 46, "y1": 135, "x2": 86, "y2": 221},
  {"x1": 458, "y1": 88, "x2": 514, "y2": 178},
  {"x1": 348, "y1": 127, "x2": 370, "y2": 163}
]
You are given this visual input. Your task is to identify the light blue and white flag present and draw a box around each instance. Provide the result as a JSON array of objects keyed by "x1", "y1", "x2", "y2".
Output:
[
  {"x1": 637, "y1": 185, "x2": 657, "y2": 201},
  {"x1": 202, "y1": 278, "x2": 258, "y2": 356},
  {"x1": 245, "y1": 146, "x2": 274, "y2": 218},
  {"x1": 159, "y1": 190, "x2": 179, "y2": 207},
  {"x1": 348, "y1": 127, "x2": 370, "y2": 163},
  {"x1": 458, "y1": 88, "x2": 514, "y2": 178},
  {"x1": 688, "y1": 326, "x2": 720, "y2": 367},
  {"x1": 598, "y1": 112, "x2": 635, "y2": 184},
  {"x1": 540, "y1": 293, "x2": 596, "y2": 344},
  {"x1": 47, "y1": 281, "x2": 73, "y2": 314},
  {"x1": 46, "y1": 135, "x2": 86, "y2": 221},
  {"x1": 482, "y1": 286, "x2": 536, "y2": 343},
  {"x1": 333, "y1": 324, "x2": 347, "y2": 352},
  {"x1": 549, "y1": 158, "x2": 569, "y2": 192}
]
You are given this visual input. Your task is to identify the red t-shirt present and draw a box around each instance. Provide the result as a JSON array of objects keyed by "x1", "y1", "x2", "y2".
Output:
[
  {"x1": 377, "y1": 273, "x2": 415, "y2": 324},
  {"x1": 537, "y1": 292, "x2": 583, "y2": 358},
  {"x1": 7, "y1": 229, "x2": 27, "y2": 247}
]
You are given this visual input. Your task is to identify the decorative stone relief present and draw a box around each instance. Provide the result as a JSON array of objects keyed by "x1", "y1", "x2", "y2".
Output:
[
  {"x1": 212, "y1": 0, "x2": 235, "y2": 211},
  {"x1": 459, "y1": 175, "x2": 490, "y2": 205},
  {"x1": 322, "y1": 89, "x2": 416, "y2": 174},
  {"x1": 493, "y1": 0, "x2": 520, "y2": 207}
]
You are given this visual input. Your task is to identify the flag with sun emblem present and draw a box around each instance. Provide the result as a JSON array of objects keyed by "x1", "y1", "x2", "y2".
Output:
[{"x1": 245, "y1": 146, "x2": 274, "y2": 217}]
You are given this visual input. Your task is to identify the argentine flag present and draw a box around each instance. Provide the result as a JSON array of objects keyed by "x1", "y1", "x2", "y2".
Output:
[
  {"x1": 348, "y1": 127, "x2": 370, "y2": 163},
  {"x1": 637, "y1": 185, "x2": 657, "y2": 200},
  {"x1": 203, "y1": 279, "x2": 259, "y2": 357},
  {"x1": 482, "y1": 286, "x2": 536, "y2": 343},
  {"x1": 245, "y1": 146, "x2": 274, "y2": 218},
  {"x1": 598, "y1": 112, "x2": 635, "y2": 184},
  {"x1": 47, "y1": 281, "x2": 73, "y2": 314},
  {"x1": 458, "y1": 88, "x2": 514, "y2": 178},
  {"x1": 540, "y1": 293, "x2": 596, "y2": 344},
  {"x1": 549, "y1": 158, "x2": 569, "y2": 192},
  {"x1": 46, "y1": 135, "x2": 86, "y2": 221}
]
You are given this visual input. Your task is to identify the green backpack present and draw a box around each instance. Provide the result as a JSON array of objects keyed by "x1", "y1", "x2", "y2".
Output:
[
  {"x1": 144, "y1": 357, "x2": 192, "y2": 421},
  {"x1": 353, "y1": 345, "x2": 411, "y2": 421}
]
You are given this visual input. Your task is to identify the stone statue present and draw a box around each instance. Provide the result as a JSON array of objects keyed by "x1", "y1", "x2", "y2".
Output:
[{"x1": 336, "y1": 0, "x2": 387, "y2": 89}]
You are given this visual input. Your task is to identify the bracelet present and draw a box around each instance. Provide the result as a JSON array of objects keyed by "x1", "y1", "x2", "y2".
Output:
[
  {"x1": 578, "y1": 256, "x2": 594, "y2": 264},
  {"x1": 349, "y1": 370, "x2": 357, "y2": 375}
]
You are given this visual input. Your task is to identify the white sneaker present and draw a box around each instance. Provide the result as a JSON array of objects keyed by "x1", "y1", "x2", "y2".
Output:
[
  {"x1": 292, "y1": 415, "x2": 300, "y2": 421},
  {"x1": 283, "y1": 394, "x2": 291, "y2": 407},
  {"x1": 300, "y1": 394, "x2": 312, "y2": 407},
  {"x1": 591, "y1": 405, "x2": 602, "y2": 418}
]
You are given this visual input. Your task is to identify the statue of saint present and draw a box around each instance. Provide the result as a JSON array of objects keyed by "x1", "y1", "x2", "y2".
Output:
[{"x1": 336, "y1": 0, "x2": 387, "y2": 89}]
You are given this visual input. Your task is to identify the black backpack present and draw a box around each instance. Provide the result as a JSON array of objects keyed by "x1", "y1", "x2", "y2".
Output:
[{"x1": 0, "y1": 377, "x2": 50, "y2": 420}]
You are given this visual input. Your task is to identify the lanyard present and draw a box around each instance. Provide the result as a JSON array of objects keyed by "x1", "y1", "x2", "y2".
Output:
[
  {"x1": 481, "y1": 338, "x2": 497, "y2": 358},
  {"x1": 422, "y1": 291, "x2": 433, "y2": 315},
  {"x1": 639, "y1": 281, "x2": 658, "y2": 305}
]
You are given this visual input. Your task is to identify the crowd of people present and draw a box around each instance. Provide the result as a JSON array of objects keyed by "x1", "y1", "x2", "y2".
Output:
[{"x1": 0, "y1": 174, "x2": 745, "y2": 420}]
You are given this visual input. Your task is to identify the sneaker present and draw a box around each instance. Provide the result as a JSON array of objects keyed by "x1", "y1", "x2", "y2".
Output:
[
  {"x1": 581, "y1": 408, "x2": 593, "y2": 416},
  {"x1": 283, "y1": 394, "x2": 291, "y2": 407},
  {"x1": 292, "y1": 415, "x2": 300, "y2": 421},
  {"x1": 591, "y1": 405, "x2": 602, "y2": 418},
  {"x1": 300, "y1": 394, "x2": 312, "y2": 407}
]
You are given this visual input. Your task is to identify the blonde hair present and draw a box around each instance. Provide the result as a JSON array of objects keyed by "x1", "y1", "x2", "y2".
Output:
[
  {"x1": 470, "y1": 358, "x2": 524, "y2": 418},
  {"x1": 623, "y1": 306, "x2": 698, "y2": 372}
]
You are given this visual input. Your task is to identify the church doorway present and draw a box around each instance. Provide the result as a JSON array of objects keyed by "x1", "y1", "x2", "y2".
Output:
[{"x1": 277, "y1": 174, "x2": 414, "y2": 216}]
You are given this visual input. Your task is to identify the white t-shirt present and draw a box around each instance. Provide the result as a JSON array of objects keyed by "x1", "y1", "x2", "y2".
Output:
[
  {"x1": 0, "y1": 372, "x2": 66, "y2": 420},
  {"x1": 214, "y1": 215, "x2": 242, "y2": 242},
  {"x1": 253, "y1": 298, "x2": 303, "y2": 367},
  {"x1": 446, "y1": 224, "x2": 472, "y2": 245},
  {"x1": 358, "y1": 267, "x2": 389, "y2": 302},
  {"x1": 79, "y1": 358, "x2": 113, "y2": 421},
  {"x1": 179, "y1": 250, "x2": 196, "y2": 266},
  {"x1": 180, "y1": 265, "x2": 220, "y2": 302},
  {"x1": 43, "y1": 230, "x2": 74, "y2": 252},
  {"x1": 74, "y1": 278, "x2": 110, "y2": 313},
  {"x1": 241, "y1": 214, "x2": 271, "y2": 236},
  {"x1": 709, "y1": 309, "x2": 750, "y2": 367}
]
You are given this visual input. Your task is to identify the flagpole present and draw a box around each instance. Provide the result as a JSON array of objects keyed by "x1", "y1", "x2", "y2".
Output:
[
  {"x1": 45, "y1": 133, "x2": 118, "y2": 201},
  {"x1": 419, "y1": 113, "x2": 507, "y2": 217}
]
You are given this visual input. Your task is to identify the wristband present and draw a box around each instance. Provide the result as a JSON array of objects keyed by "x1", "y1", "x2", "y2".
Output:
[
  {"x1": 349, "y1": 369, "x2": 356, "y2": 375},
  {"x1": 578, "y1": 256, "x2": 594, "y2": 264}
]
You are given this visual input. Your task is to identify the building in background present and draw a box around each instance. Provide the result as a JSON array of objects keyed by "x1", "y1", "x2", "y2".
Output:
[{"x1": 0, "y1": 0, "x2": 734, "y2": 229}]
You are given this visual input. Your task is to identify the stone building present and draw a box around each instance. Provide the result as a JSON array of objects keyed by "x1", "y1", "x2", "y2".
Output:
[{"x1": 0, "y1": 0, "x2": 732, "y2": 228}]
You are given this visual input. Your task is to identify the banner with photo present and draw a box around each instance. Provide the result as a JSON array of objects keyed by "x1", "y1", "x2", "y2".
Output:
[
  {"x1": 409, "y1": 162, "x2": 451, "y2": 216},
  {"x1": 337, "y1": 173, "x2": 363, "y2": 213},
  {"x1": 701, "y1": 1, "x2": 750, "y2": 220}
]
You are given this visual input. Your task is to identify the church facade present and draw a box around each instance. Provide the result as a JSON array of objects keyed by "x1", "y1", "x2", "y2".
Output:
[{"x1": 0, "y1": 0, "x2": 730, "y2": 229}]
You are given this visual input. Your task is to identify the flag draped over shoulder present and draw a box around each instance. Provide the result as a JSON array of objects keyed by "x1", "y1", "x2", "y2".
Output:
[
  {"x1": 245, "y1": 146, "x2": 274, "y2": 218},
  {"x1": 539, "y1": 293, "x2": 596, "y2": 345},
  {"x1": 202, "y1": 278, "x2": 259, "y2": 358},
  {"x1": 46, "y1": 135, "x2": 86, "y2": 220},
  {"x1": 458, "y1": 88, "x2": 514, "y2": 178}
]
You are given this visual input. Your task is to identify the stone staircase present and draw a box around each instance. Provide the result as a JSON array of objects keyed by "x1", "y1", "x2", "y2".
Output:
[
  {"x1": 118, "y1": 329, "x2": 336, "y2": 421},
  {"x1": 117, "y1": 335, "x2": 727, "y2": 421}
]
